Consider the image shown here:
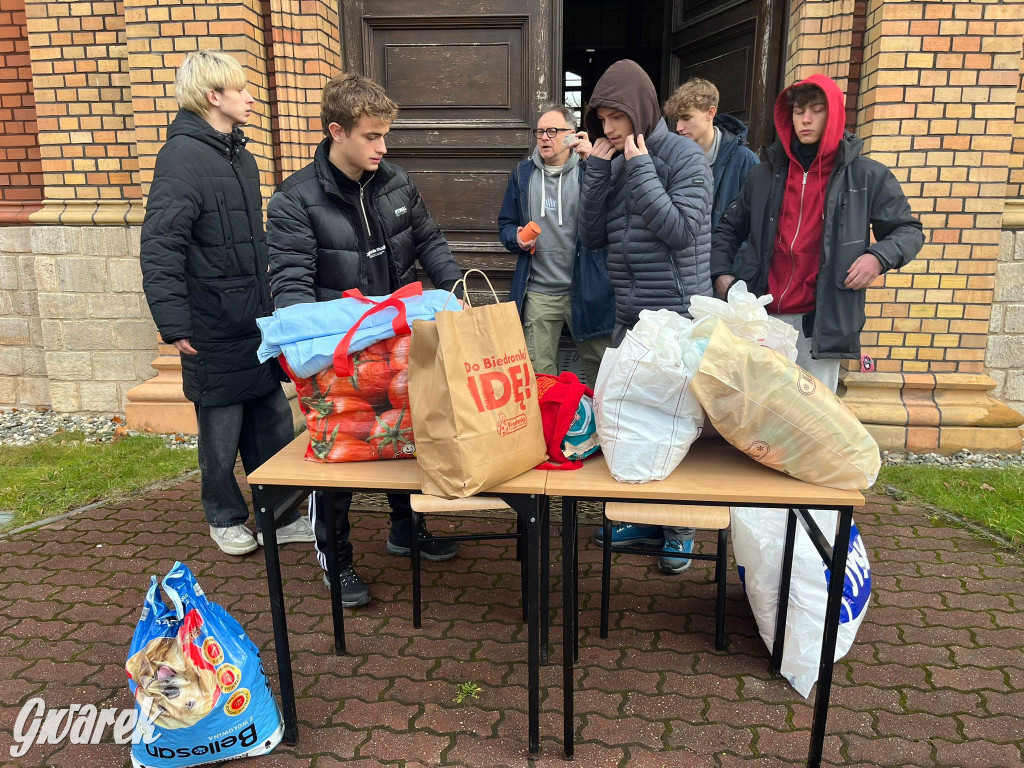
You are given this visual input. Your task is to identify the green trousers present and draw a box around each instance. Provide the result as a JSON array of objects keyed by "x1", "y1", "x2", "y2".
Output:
[{"x1": 522, "y1": 291, "x2": 610, "y2": 389}]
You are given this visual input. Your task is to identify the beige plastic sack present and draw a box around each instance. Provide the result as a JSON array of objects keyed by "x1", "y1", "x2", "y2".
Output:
[{"x1": 691, "y1": 322, "x2": 879, "y2": 490}]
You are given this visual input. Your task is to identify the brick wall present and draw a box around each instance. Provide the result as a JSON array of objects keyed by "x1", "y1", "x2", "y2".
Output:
[
  {"x1": 23, "y1": 0, "x2": 142, "y2": 225},
  {"x1": 0, "y1": 0, "x2": 43, "y2": 224},
  {"x1": 263, "y1": 0, "x2": 340, "y2": 183},
  {"x1": 855, "y1": 0, "x2": 1022, "y2": 375},
  {"x1": 124, "y1": 0, "x2": 278, "y2": 205},
  {"x1": 987, "y1": 40, "x2": 1024, "y2": 417}
]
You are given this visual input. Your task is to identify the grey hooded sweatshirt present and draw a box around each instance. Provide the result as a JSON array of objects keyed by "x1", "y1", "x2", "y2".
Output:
[{"x1": 527, "y1": 146, "x2": 581, "y2": 294}]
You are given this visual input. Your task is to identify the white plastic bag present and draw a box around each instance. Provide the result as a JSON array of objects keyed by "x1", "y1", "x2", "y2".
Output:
[
  {"x1": 689, "y1": 281, "x2": 799, "y2": 362},
  {"x1": 731, "y1": 507, "x2": 871, "y2": 697},
  {"x1": 593, "y1": 310, "x2": 705, "y2": 483}
]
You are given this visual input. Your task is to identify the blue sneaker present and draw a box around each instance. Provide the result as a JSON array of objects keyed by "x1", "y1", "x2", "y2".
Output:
[
  {"x1": 594, "y1": 523, "x2": 664, "y2": 548},
  {"x1": 659, "y1": 538, "x2": 694, "y2": 574}
]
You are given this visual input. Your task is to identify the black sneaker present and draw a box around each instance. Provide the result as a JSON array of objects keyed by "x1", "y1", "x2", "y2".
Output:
[
  {"x1": 386, "y1": 518, "x2": 459, "y2": 562},
  {"x1": 320, "y1": 566, "x2": 371, "y2": 608}
]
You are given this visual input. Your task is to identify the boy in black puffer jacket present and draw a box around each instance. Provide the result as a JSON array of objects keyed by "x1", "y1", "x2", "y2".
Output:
[
  {"x1": 577, "y1": 59, "x2": 713, "y2": 574},
  {"x1": 140, "y1": 50, "x2": 314, "y2": 557},
  {"x1": 268, "y1": 73, "x2": 464, "y2": 609}
]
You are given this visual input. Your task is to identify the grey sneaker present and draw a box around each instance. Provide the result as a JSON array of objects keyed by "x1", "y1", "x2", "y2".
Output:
[
  {"x1": 210, "y1": 524, "x2": 258, "y2": 556},
  {"x1": 257, "y1": 516, "x2": 315, "y2": 546}
]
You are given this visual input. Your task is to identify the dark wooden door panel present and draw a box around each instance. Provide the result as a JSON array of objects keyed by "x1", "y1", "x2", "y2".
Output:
[
  {"x1": 343, "y1": 0, "x2": 553, "y2": 291},
  {"x1": 662, "y1": 0, "x2": 784, "y2": 151}
]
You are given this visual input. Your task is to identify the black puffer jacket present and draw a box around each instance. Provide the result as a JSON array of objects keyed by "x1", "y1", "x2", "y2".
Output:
[
  {"x1": 711, "y1": 133, "x2": 924, "y2": 359},
  {"x1": 140, "y1": 109, "x2": 280, "y2": 407},
  {"x1": 579, "y1": 60, "x2": 713, "y2": 327},
  {"x1": 267, "y1": 139, "x2": 462, "y2": 308}
]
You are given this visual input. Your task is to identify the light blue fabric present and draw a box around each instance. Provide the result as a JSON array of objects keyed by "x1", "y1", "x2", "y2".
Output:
[{"x1": 257, "y1": 289, "x2": 461, "y2": 378}]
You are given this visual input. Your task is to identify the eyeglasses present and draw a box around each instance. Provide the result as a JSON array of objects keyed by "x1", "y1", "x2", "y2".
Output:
[{"x1": 533, "y1": 128, "x2": 573, "y2": 139}]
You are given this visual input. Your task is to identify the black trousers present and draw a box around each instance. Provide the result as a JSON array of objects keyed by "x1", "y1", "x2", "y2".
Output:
[
  {"x1": 195, "y1": 387, "x2": 298, "y2": 531},
  {"x1": 308, "y1": 491, "x2": 409, "y2": 571}
]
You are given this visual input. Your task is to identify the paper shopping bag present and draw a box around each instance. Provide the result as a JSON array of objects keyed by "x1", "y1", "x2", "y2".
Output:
[{"x1": 408, "y1": 271, "x2": 546, "y2": 497}]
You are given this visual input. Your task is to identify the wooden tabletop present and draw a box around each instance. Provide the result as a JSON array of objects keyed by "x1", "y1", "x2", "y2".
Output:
[
  {"x1": 543, "y1": 439, "x2": 865, "y2": 507},
  {"x1": 247, "y1": 434, "x2": 548, "y2": 495}
]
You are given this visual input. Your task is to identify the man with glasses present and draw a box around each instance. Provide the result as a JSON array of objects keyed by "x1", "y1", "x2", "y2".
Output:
[{"x1": 498, "y1": 104, "x2": 613, "y2": 387}]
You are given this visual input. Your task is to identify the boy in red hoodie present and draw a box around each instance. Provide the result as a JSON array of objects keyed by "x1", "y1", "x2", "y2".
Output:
[{"x1": 710, "y1": 74, "x2": 923, "y2": 390}]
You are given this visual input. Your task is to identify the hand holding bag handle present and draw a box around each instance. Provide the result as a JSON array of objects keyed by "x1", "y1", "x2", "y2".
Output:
[
  {"x1": 332, "y1": 282, "x2": 423, "y2": 376},
  {"x1": 441, "y1": 268, "x2": 500, "y2": 311}
]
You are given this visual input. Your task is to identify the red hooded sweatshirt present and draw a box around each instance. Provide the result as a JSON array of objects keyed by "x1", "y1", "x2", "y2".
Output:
[{"x1": 767, "y1": 74, "x2": 847, "y2": 315}]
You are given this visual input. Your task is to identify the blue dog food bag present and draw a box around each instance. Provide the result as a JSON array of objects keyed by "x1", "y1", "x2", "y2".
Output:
[{"x1": 125, "y1": 562, "x2": 283, "y2": 767}]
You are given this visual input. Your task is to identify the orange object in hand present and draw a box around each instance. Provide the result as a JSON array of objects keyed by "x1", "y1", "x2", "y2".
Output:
[{"x1": 521, "y1": 220, "x2": 541, "y2": 254}]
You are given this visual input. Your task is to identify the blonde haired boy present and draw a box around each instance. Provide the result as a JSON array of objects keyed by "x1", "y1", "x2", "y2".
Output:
[{"x1": 140, "y1": 49, "x2": 314, "y2": 556}]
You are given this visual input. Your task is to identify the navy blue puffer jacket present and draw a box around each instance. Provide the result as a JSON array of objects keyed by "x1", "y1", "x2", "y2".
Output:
[{"x1": 579, "y1": 60, "x2": 713, "y2": 328}]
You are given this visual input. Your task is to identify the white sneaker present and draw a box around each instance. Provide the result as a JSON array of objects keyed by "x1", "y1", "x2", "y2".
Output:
[
  {"x1": 257, "y1": 516, "x2": 315, "y2": 546},
  {"x1": 210, "y1": 524, "x2": 258, "y2": 555}
]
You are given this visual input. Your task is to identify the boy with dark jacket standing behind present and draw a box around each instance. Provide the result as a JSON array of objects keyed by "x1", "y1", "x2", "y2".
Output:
[
  {"x1": 140, "y1": 50, "x2": 314, "y2": 557},
  {"x1": 711, "y1": 74, "x2": 923, "y2": 393},
  {"x1": 577, "y1": 59, "x2": 712, "y2": 573},
  {"x1": 664, "y1": 77, "x2": 759, "y2": 273},
  {"x1": 267, "y1": 73, "x2": 464, "y2": 608}
]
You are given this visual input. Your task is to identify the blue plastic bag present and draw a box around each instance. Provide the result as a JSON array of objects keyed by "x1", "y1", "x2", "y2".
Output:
[{"x1": 125, "y1": 562, "x2": 283, "y2": 767}]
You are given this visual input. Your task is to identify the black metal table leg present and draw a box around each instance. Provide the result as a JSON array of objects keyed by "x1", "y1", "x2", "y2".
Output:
[
  {"x1": 523, "y1": 495, "x2": 541, "y2": 756},
  {"x1": 255, "y1": 485, "x2": 297, "y2": 746},
  {"x1": 771, "y1": 508, "x2": 798, "y2": 674},
  {"x1": 806, "y1": 506, "x2": 853, "y2": 768},
  {"x1": 322, "y1": 492, "x2": 345, "y2": 655},
  {"x1": 561, "y1": 496, "x2": 578, "y2": 759},
  {"x1": 411, "y1": 507, "x2": 422, "y2": 629},
  {"x1": 541, "y1": 496, "x2": 550, "y2": 666},
  {"x1": 572, "y1": 498, "x2": 579, "y2": 664}
]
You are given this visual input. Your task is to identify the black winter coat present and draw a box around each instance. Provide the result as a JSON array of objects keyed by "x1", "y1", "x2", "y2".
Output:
[
  {"x1": 267, "y1": 139, "x2": 462, "y2": 308},
  {"x1": 710, "y1": 132, "x2": 924, "y2": 359},
  {"x1": 140, "y1": 110, "x2": 281, "y2": 407},
  {"x1": 579, "y1": 119, "x2": 713, "y2": 328}
]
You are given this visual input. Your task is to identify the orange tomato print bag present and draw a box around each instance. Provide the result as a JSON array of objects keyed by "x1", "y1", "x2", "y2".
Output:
[{"x1": 281, "y1": 285, "x2": 419, "y2": 463}]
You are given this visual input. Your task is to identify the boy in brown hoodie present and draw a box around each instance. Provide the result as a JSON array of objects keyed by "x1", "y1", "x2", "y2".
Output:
[{"x1": 575, "y1": 59, "x2": 713, "y2": 573}]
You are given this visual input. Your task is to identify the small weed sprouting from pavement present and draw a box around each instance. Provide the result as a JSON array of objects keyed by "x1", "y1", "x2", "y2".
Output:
[{"x1": 453, "y1": 681, "x2": 482, "y2": 705}]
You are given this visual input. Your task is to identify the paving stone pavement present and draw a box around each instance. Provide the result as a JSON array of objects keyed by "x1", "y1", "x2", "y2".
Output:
[{"x1": 0, "y1": 475, "x2": 1022, "y2": 768}]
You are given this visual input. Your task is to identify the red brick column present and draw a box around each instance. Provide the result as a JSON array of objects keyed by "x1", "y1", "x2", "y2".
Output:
[
  {"x1": 263, "y1": 0, "x2": 340, "y2": 184},
  {"x1": 0, "y1": 0, "x2": 43, "y2": 224}
]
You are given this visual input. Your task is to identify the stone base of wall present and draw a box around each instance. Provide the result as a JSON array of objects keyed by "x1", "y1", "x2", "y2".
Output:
[
  {"x1": 124, "y1": 344, "x2": 303, "y2": 435},
  {"x1": 987, "y1": 229, "x2": 1024, "y2": 417},
  {"x1": 841, "y1": 371, "x2": 1024, "y2": 454},
  {"x1": 0, "y1": 224, "x2": 157, "y2": 414}
]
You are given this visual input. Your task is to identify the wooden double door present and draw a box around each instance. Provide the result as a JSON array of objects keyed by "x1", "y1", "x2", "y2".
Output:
[{"x1": 341, "y1": 0, "x2": 783, "y2": 287}]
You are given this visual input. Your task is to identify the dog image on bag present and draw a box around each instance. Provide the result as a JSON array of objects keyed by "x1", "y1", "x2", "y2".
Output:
[{"x1": 126, "y1": 613, "x2": 221, "y2": 730}]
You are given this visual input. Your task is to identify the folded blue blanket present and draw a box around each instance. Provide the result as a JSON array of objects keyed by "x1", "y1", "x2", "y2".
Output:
[{"x1": 257, "y1": 289, "x2": 461, "y2": 378}]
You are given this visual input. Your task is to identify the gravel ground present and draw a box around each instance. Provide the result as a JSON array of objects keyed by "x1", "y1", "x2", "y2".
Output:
[
  {"x1": 0, "y1": 407, "x2": 197, "y2": 450},
  {"x1": 2, "y1": 407, "x2": 1021, "y2": 467}
]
